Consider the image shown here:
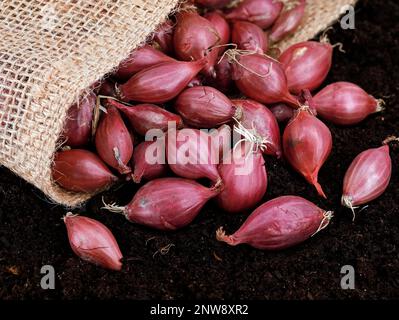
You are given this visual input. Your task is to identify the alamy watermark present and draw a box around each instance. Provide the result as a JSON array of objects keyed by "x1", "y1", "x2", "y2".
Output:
[
  {"x1": 40, "y1": 265, "x2": 55, "y2": 290},
  {"x1": 340, "y1": 265, "x2": 355, "y2": 289},
  {"x1": 340, "y1": 5, "x2": 356, "y2": 30}
]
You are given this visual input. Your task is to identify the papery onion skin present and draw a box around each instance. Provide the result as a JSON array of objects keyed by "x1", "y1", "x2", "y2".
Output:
[
  {"x1": 217, "y1": 143, "x2": 267, "y2": 213},
  {"x1": 117, "y1": 58, "x2": 207, "y2": 103},
  {"x1": 313, "y1": 82, "x2": 382, "y2": 125},
  {"x1": 64, "y1": 214, "x2": 123, "y2": 271},
  {"x1": 95, "y1": 105, "x2": 133, "y2": 174},
  {"x1": 114, "y1": 45, "x2": 175, "y2": 82},
  {"x1": 283, "y1": 108, "x2": 332, "y2": 198},
  {"x1": 174, "y1": 11, "x2": 220, "y2": 77},
  {"x1": 63, "y1": 93, "x2": 96, "y2": 147},
  {"x1": 217, "y1": 195, "x2": 332, "y2": 250},
  {"x1": 132, "y1": 140, "x2": 168, "y2": 183},
  {"x1": 53, "y1": 149, "x2": 117, "y2": 193},
  {"x1": 122, "y1": 178, "x2": 220, "y2": 230},
  {"x1": 167, "y1": 128, "x2": 221, "y2": 183},
  {"x1": 107, "y1": 99, "x2": 183, "y2": 136},
  {"x1": 231, "y1": 52, "x2": 298, "y2": 106},
  {"x1": 233, "y1": 99, "x2": 281, "y2": 157},
  {"x1": 279, "y1": 41, "x2": 332, "y2": 94},
  {"x1": 153, "y1": 20, "x2": 175, "y2": 54},
  {"x1": 175, "y1": 86, "x2": 240, "y2": 128},
  {"x1": 342, "y1": 145, "x2": 392, "y2": 208},
  {"x1": 231, "y1": 21, "x2": 269, "y2": 54},
  {"x1": 270, "y1": 0, "x2": 306, "y2": 43},
  {"x1": 269, "y1": 103, "x2": 294, "y2": 123},
  {"x1": 225, "y1": 0, "x2": 283, "y2": 29}
]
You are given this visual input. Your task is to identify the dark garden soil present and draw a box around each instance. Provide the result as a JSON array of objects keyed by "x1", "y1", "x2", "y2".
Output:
[{"x1": 1, "y1": 0, "x2": 399, "y2": 300}]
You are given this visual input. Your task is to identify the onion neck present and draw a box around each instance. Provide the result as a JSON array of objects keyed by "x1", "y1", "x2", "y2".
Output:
[{"x1": 216, "y1": 227, "x2": 238, "y2": 246}]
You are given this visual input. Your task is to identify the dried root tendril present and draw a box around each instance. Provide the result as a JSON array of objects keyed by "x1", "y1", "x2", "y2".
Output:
[
  {"x1": 234, "y1": 106, "x2": 243, "y2": 121},
  {"x1": 332, "y1": 42, "x2": 345, "y2": 53},
  {"x1": 213, "y1": 251, "x2": 223, "y2": 262},
  {"x1": 296, "y1": 104, "x2": 316, "y2": 116},
  {"x1": 232, "y1": 118, "x2": 270, "y2": 155},
  {"x1": 114, "y1": 83, "x2": 125, "y2": 101},
  {"x1": 113, "y1": 147, "x2": 122, "y2": 165},
  {"x1": 60, "y1": 145, "x2": 71, "y2": 151},
  {"x1": 217, "y1": 44, "x2": 238, "y2": 64},
  {"x1": 320, "y1": 29, "x2": 345, "y2": 53},
  {"x1": 216, "y1": 227, "x2": 236, "y2": 246},
  {"x1": 383, "y1": 135, "x2": 399, "y2": 145},
  {"x1": 212, "y1": 178, "x2": 224, "y2": 193},
  {"x1": 145, "y1": 236, "x2": 156, "y2": 246},
  {"x1": 153, "y1": 243, "x2": 175, "y2": 258},
  {"x1": 101, "y1": 197, "x2": 126, "y2": 215},
  {"x1": 216, "y1": 227, "x2": 228, "y2": 242},
  {"x1": 62, "y1": 212, "x2": 79, "y2": 222},
  {"x1": 341, "y1": 195, "x2": 359, "y2": 221},
  {"x1": 311, "y1": 211, "x2": 334, "y2": 237},
  {"x1": 212, "y1": 43, "x2": 238, "y2": 61},
  {"x1": 112, "y1": 147, "x2": 131, "y2": 174},
  {"x1": 375, "y1": 99, "x2": 386, "y2": 112}
]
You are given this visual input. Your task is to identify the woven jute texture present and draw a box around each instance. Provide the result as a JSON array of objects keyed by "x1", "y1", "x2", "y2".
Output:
[{"x1": 0, "y1": 0, "x2": 357, "y2": 207}]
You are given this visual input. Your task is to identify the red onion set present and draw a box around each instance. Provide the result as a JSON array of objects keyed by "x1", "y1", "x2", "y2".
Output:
[
  {"x1": 114, "y1": 45, "x2": 175, "y2": 82},
  {"x1": 103, "y1": 178, "x2": 221, "y2": 230},
  {"x1": 152, "y1": 20, "x2": 175, "y2": 54},
  {"x1": 224, "y1": 0, "x2": 283, "y2": 29},
  {"x1": 64, "y1": 213, "x2": 123, "y2": 271},
  {"x1": 54, "y1": 2, "x2": 394, "y2": 269},
  {"x1": 279, "y1": 40, "x2": 333, "y2": 94},
  {"x1": 131, "y1": 140, "x2": 168, "y2": 183},
  {"x1": 341, "y1": 137, "x2": 397, "y2": 219},
  {"x1": 227, "y1": 50, "x2": 299, "y2": 106},
  {"x1": 216, "y1": 142, "x2": 267, "y2": 213},
  {"x1": 313, "y1": 82, "x2": 384, "y2": 125},
  {"x1": 270, "y1": 0, "x2": 306, "y2": 43},
  {"x1": 174, "y1": 10, "x2": 220, "y2": 78},
  {"x1": 166, "y1": 128, "x2": 221, "y2": 184},
  {"x1": 95, "y1": 104, "x2": 133, "y2": 175},
  {"x1": 217, "y1": 196, "x2": 333, "y2": 250},
  {"x1": 174, "y1": 86, "x2": 241, "y2": 128},
  {"x1": 53, "y1": 149, "x2": 117, "y2": 193},
  {"x1": 62, "y1": 93, "x2": 96, "y2": 147},
  {"x1": 231, "y1": 21, "x2": 269, "y2": 54},
  {"x1": 233, "y1": 99, "x2": 281, "y2": 158},
  {"x1": 283, "y1": 107, "x2": 332, "y2": 198}
]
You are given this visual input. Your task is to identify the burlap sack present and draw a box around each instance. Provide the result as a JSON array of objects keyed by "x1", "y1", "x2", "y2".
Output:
[{"x1": 0, "y1": 0, "x2": 357, "y2": 207}]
